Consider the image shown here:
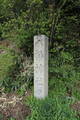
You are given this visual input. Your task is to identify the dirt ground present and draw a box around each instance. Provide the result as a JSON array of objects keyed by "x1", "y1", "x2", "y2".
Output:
[{"x1": 0, "y1": 92, "x2": 31, "y2": 120}]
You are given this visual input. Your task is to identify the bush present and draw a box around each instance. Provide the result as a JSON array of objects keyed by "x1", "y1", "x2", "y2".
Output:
[
  {"x1": 1, "y1": 0, "x2": 50, "y2": 55},
  {"x1": 49, "y1": 50, "x2": 80, "y2": 99}
]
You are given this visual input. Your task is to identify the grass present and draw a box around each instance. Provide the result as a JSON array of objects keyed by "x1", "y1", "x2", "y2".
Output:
[
  {"x1": 25, "y1": 75, "x2": 80, "y2": 120},
  {"x1": 0, "y1": 45, "x2": 18, "y2": 89},
  {"x1": 25, "y1": 79, "x2": 80, "y2": 120},
  {"x1": 25, "y1": 95, "x2": 78, "y2": 120}
]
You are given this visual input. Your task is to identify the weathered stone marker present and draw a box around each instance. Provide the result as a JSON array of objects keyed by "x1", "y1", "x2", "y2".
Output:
[{"x1": 34, "y1": 35, "x2": 48, "y2": 99}]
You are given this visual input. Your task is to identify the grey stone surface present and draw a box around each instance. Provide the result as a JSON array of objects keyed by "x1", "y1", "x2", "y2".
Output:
[{"x1": 34, "y1": 35, "x2": 48, "y2": 99}]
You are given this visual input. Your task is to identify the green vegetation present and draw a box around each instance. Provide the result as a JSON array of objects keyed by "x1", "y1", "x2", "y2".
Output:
[
  {"x1": 25, "y1": 50, "x2": 80, "y2": 120},
  {"x1": 0, "y1": 0, "x2": 80, "y2": 120},
  {"x1": 26, "y1": 96, "x2": 78, "y2": 120},
  {"x1": 0, "y1": 46, "x2": 18, "y2": 91}
]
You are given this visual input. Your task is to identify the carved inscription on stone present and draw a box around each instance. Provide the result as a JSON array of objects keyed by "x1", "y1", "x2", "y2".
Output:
[{"x1": 34, "y1": 35, "x2": 48, "y2": 99}]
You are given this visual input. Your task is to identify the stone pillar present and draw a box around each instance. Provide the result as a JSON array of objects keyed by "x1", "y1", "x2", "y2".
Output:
[{"x1": 34, "y1": 35, "x2": 48, "y2": 99}]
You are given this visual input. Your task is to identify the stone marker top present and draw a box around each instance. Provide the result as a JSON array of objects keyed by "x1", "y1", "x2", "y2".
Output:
[{"x1": 34, "y1": 35, "x2": 48, "y2": 40}]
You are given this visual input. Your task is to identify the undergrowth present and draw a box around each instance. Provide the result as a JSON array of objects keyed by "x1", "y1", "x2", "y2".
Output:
[
  {"x1": 25, "y1": 96, "x2": 79, "y2": 120},
  {"x1": 0, "y1": 45, "x2": 18, "y2": 92},
  {"x1": 25, "y1": 51, "x2": 80, "y2": 120}
]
